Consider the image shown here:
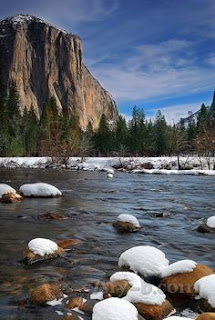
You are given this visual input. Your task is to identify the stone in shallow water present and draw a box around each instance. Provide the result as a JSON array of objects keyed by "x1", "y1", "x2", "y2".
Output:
[
  {"x1": 30, "y1": 283, "x2": 64, "y2": 304},
  {"x1": 197, "y1": 224, "x2": 215, "y2": 233},
  {"x1": 196, "y1": 313, "x2": 215, "y2": 320},
  {"x1": 67, "y1": 297, "x2": 83, "y2": 309},
  {"x1": 57, "y1": 239, "x2": 82, "y2": 249},
  {"x1": 1, "y1": 192, "x2": 24, "y2": 203},
  {"x1": 134, "y1": 299, "x2": 174, "y2": 320}
]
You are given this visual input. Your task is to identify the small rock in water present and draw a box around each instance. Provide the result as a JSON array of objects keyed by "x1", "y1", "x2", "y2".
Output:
[
  {"x1": 1, "y1": 192, "x2": 24, "y2": 203},
  {"x1": 41, "y1": 212, "x2": 68, "y2": 220},
  {"x1": 67, "y1": 296, "x2": 83, "y2": 309},
  {"x1": 197, "y1": 224, "x2": 215, "y2": 233},
  {"x1": 30, "y1": 283, "x2": 64, "y2": 304},
  {"x1": 80, "y1": 299, "x2": 98, "y2": 314}
]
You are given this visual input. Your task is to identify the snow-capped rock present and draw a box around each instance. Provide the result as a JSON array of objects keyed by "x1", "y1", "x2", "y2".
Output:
[
  {"x1": 0, "y1": 183, "x2": 16, "y2": 198},
  {"x1": 206, "y1": 216, "x2": 215, "y2": 229},
  {"x1": 161, "y1": 263, "x2": 213, "y2": 296},
  {"x1": 118, "y1": 246, "x2": 169, "y2": 277},
  {"x1": 19, "y1": 182, "x2": 62, "y2": 197},
  {"x1": 92, "y1": 297, "x2": 138, "y2": 320},
  {"x1": 194, "y1": 274, "x2": 215, "y2": 309},
  {"x1": 113, "y1": 214, "x2": 141, "y2": 233},
  {"x1": 24, "y1": 238, "x2": 63, "y2": 264}
]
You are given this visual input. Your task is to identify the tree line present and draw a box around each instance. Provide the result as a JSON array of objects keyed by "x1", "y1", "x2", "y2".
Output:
[{"x1": 0, "y1": 80, "x2": 215, "y2": 159}]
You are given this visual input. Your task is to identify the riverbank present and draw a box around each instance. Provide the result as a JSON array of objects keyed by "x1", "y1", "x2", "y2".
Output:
[{"x1": 0, "y1": 157, "x2": 214, "y2": 175}]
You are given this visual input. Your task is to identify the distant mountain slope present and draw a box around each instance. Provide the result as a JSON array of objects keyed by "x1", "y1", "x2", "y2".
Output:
[{"x1": 0, "y1": 14, "x2": 117, "y2": 129}]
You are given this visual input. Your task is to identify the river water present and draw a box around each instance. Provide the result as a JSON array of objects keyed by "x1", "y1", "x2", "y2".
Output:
[{"x1": 0, "y1": 169, "x2": 214, "y2": 319}]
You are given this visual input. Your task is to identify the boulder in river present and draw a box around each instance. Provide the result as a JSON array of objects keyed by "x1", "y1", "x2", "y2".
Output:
[
  {"x1": 194, "y1": 275, "x2": 215, "y2": 312},
  {"x1": 196, "y1": 313, "x2": 215, "y2": 320},
  {"x1": 161, "y1": 262, "x2": 214, "y2": 296},
  {"x1": 19, "y1": 182, "x2": 62, "y2": 197}
]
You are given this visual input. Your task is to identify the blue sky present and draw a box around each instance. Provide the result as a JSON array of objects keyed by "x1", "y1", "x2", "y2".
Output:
[{"x1": 0, "y1": 0, "x2": 215, "y2": 123}]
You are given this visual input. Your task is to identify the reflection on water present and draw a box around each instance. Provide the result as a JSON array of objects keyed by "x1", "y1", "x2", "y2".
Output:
[{"x1": 0, "y1": 169, "x2": 214, "y2": 319}]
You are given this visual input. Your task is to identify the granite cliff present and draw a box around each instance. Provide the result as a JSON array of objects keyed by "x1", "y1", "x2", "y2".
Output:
[{"x1": 0, "y1": 14, "x2": 117, "y2": 129}]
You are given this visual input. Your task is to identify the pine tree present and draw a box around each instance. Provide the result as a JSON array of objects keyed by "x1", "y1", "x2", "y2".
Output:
[
  {"x1": 154, "y1": 110, "x2": 168, "y2": 156},
  {"x1": 197, "y1": 104, "x2": 208, "y2": 133},
  {"x1": 95, "y1": 114, "x2": 111, "y2": 155}
]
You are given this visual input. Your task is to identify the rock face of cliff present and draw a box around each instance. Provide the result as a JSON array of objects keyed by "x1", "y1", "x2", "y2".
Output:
[{"x1": 0, "y1": 14, "x2": 117, "y2": 129}]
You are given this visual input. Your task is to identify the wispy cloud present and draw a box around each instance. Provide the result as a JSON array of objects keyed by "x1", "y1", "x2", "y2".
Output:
[{"x1": 90, "y1": 39, "x2": 214, "y2": 103}]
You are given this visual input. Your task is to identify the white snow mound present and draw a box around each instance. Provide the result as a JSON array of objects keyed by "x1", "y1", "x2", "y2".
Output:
[
  {"x1": 206, "y1": 216, "x2": 215, "y2": 228},
  {"x1": 194, "y1": 274, "x2": 215, "y2": 308},
  {"x1": 110, "y1": 271, "x2": 166, "y2": 305},
  {"x1": 19, "y1": 183, "x2": 62, "y2": 197},
  {"x1": 117, "y1": 214, "x2": 140, "y2": 228},
  {"x1": 164, "y1": 317, "x2": 193, "y2": 320},
  {"x1": 119, "y1": 246, "x2": 169, "y2": 277},
  {"x1": 92, "y1": 297, "x2": 138, "y2": 320},
  {"x1": 28, "y1": 238, "x2": 58, "y2": 256},
  {"x1": 0, "y1": 183, "x2": 17, "y2": 198},
  {"x1": 161, "y1": 260, "x2": 197, "y2": 278}
]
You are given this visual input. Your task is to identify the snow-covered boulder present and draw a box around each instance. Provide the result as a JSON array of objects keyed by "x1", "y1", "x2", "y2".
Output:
[
  {"x1": 161, "y1": 262, "x2": 213, "y2": 296},
  {"x1": 194, "y1": 274, "x2": 215, "y2": 311},
  {"x1": 19, "y1": 182, "x2": 62, "y2": 197},
  {"x1": 92, "y1": 297, "x2": 138, "y2": 320},
  {"x1": 30, "y1": 283, "x2": 64, "y2": 305},
  {"x1": 113, "y1": 214, "x2": 141, "y2": 232},
  {"x1": 109, "y1": 272, "x2": 174, "y2": 320},
  {"x1": 0, "y1": 183, "x2": 23, "y2": 202},
  {"x1": 24, "y1": 238, "x2": 64, "y2": 264},
  {"x1": 197, "y1": 216, "x2": 215, "y2": 233},
  {"x1": 118, "y1": 246, "x2": 169, "y2": 277}
]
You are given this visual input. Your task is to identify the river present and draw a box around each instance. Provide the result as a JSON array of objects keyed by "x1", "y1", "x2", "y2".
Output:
[{"x1": 0, "y1": 169, "x2": 214, "y2": 319}]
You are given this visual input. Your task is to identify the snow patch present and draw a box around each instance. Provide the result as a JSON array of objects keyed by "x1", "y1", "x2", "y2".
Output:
[
  {"x1": 161, "y1": 260, "x2": 197, "y2": 278},
  {"x1": 19, "y1": 182, "x2": 62, "y2": 197},
  {"x1": 194, "y1": 274, "x2": 215, "y2": 308},
  {"x1": 110, "y1": 272, "x2": 166, "y2": 305},
  {"x1": 46, "y1": 298, "x2": 63, "y2": 306},
  {"x1": 28, "y1": 238, "x2": 58, "y2": 256},
  {"x1": 90, "y1": 291, "x2": 104, "y2": 300},
  {"x1": 164, "y1": 317, "x2": 193, "y2": 320},
  {"x1": 118, "y1": 246, "x2": 169, "y2": 277},
  {"x1": 117, "y1": 214, "x2": 140, "y2": 228},
  {"x1": 206, "y1": 216, "x2": 215, "y2": 228},
  {"x1": 0, "y1": 183, "x2": 17, "y2": 198},
  {"x1": 92, "y1": 297, "x2": 138, "y2": 320}
]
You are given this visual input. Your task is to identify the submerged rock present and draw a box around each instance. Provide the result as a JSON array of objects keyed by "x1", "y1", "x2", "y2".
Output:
[
  {"x1": 24, "y1": 238, "x2": 64, "y2": 264},
  {"x1": 30, "y1": 283, "x2": 64, "y2": 304},
  {"x1": 161, "y1": 264, "x2": 214, "y2": 296},
  {"x1": 40, "y1": 212, "x2": 67, "y2": 220},
  {"x1": 57, "y1": 239, "x2": 82, "y2": 249}
]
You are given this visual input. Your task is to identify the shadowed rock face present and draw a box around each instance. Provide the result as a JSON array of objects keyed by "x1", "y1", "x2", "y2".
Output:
[{"x1": 0, "y1": 14, "x2": 117, "y2": 129}]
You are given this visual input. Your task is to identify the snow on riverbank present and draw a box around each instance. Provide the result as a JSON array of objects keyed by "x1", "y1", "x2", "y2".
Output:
[{"x1": 0, "y1": 157, "x2": 214, "y2": 175}]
